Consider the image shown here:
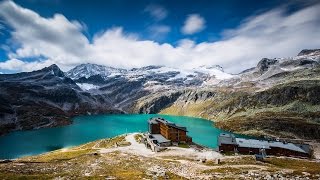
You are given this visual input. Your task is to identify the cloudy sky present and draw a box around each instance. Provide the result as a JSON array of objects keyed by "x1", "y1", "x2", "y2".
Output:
[{"x1": 0, "y1": 0, "x2": 319, "y2": 74}]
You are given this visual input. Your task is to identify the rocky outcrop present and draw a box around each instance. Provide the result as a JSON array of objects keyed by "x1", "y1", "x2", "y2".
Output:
[
  {"x1": 76, "y1": 75, "x2": 106, "y2": 84},
  {"x1": 257, "y1": 58, "x2": 279, "y2": 74},
  {"x1": 280, "y1": 59, "x2": 318, "y2": 68},
  {"x1": 135, "y1": 91, "x2": 183, "y2": 114},
  {"x1": 298, "y1": 49, "x2": 320, "y2": 56}
]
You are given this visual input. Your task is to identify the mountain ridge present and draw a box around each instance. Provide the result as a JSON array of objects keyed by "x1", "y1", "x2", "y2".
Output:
[
  {"x1": 0, "y1": 49, "x2": 320, "y2": 140},
  {"x1": 0, "y1": 64, "x2": 122, "y2": 135},
  {"x1": 131, "y1": 49, "x2": 320, "y2": 139}
]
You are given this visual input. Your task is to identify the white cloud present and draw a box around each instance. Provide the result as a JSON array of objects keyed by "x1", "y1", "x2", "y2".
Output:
[
  {"x1": 0, "y1": 22, "x2": 4, "y2": 35},
  {"x1": 0, "y1": 0, "x2": 89, "y2": 66},
  {"x1": 181, "y1": 14, "x2": 206, "y2": 35},
  {"x1": 149, "y1": 25, "x2": 170, "y2": 34},
  {"x1": 178, "y1": 39, "x2": 195, "y2": 49},
  {"x1": 147, "y1": 24, "x2": 171, "y2": 40},
  {"x1": 0, "y1": 1, "x2": 320, "y2": 73},
  {"x1": 0, "y1": 58, "x2": 54, "y2": 72},
  {"x1": 0, "y1": 58, "x2": 25, "y2": 70},
  {"x1": 144, "y1": 4, "x2": 168, "y2": 21}
]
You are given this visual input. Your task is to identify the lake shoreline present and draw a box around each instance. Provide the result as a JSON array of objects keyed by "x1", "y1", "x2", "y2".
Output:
[{"x1": 0, "y1": 114, "x2": 231, "y2": 159}]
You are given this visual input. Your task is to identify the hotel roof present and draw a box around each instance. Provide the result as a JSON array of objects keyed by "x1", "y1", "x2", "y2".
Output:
[
  {"x1": 150, "y1": 134, "x2": 171, "y2": 144},
  {"x1": 149, "y1": 117, "x2": 188, "y2": 132},
  {"x1": 268, "y1": 141, "x2": 310, "y2": 153},
  {"x1": 236, "y1": 138, "x2": 271, "y2": 149},
  {"x1": 218, "y1": 133, "x2": 237, "y2": 145},
  {"x1": 219, "y1": 133, "x2": 311, "y2": 154}
]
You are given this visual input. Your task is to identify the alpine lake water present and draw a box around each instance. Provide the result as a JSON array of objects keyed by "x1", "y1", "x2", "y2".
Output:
[{"x1": 0, "y1": 114, "x2": 236, "y2": 159}]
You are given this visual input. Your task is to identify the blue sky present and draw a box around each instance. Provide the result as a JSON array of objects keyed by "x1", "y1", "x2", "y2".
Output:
[
  {"x1": 0, "y1": 0, "x2": 320, "y2": 73},
  {"x1": 6, "y1": 0, "x2": 286, "y2": 43}
]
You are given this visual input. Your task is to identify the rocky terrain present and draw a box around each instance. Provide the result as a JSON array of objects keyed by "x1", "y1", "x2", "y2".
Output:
[
  {"x1": 134, "y1": 49, "x2": 320, "y2": 140},
  {"x1": 0, "y1": 65, "x2": 121, "y2": 135},
  {"x1": 1, "y1": 133, "x2": 319, "y2": 179},
  {"x1": 1, "y1": 49, "x2": 320, "y2": 140},
  {"x1": 66, "y1": 63, "x2": 233, "y2": 110}
]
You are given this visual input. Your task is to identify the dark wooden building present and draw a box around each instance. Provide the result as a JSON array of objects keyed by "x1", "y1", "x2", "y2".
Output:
[
  {"x1": 148, "y1": 117, "x2": 192, "y2": 143},
  {"x1": 218, "y1": 133, "x2": 237, "y2": 152},
  {"x1": 218, "y1": 133, "x2": 311, "y2": 158}
]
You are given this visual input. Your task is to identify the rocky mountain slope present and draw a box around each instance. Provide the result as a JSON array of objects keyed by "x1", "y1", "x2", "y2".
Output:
[
  {"x1": 0, "y1": 65, "x2": 121, "y2": 135},
  {"x1": 65, "y1": 64, "x2": 233, "y2": 110},
  {"x1": 1, "y1": 49, "x2": 320, "y2": 140},
  {"x1": 134, "y1": 49, "x2": 320, "y2": 139},
  {"x1": 0, "y1": 62, "x2": 233, "y2": 135}
]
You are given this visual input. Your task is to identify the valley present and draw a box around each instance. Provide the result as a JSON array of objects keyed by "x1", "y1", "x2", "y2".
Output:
[
  {"x1": 0, "y1": 49, "x2": 320, "y2": 141},
  {"x1": 1, "y1": 0, "x2": 320, "y2": 178}
]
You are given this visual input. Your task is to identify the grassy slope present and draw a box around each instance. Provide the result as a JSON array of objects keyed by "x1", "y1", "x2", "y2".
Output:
[
  {"x1": 0, "y1": 135, "x2": 182, "y2": 179},
  {"x1": 159, "y1": 80, "x2": 320, "y2": 139},
  {"x1": 160, "y1": 101, "x2": 320, "y2": 139}
]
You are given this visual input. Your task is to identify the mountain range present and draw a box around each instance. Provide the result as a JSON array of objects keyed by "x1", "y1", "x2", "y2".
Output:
[{"x1": 0, "y1": 49, "x2": 319, "y2": 139}]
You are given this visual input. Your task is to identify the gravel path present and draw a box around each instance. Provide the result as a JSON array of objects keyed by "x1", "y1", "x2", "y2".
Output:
[
  {"x1": 99, "y1": 133, "x2": 155, "y2": 156},
  {"x1": 99, "y1": 133, "x2": 222, "y2": 161}
]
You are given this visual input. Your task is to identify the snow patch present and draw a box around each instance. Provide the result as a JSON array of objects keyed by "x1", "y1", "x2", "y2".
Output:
[
  {"x1": 76, "y1": 83, "x2": 100, "y2": 91},
  {"x1": 193, "y1": 66, "x2": 234, "y2": 80},
  {"x1": 280, "y1": 66, "x2": 303, "y2": 71}
]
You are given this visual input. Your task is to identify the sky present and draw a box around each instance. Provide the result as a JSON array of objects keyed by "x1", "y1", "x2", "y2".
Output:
[{"x1": 0, "y1": 0, "x2": 320, "y2": 74}]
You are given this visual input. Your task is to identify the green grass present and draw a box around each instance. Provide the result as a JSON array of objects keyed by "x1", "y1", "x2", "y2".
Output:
[
  {"x1": 20, "y1": 135, "x2": 129, "y2": 163},
  {"x1": 134, "y1": 134, "x2": 143, "y2": 143},
  {"x1": 178, "y1": 143, "x2": 189, "y2": 148},
  {"x1": 20, "y1": 149, "x2": 94, "y2": 162},
  {"x1": 265, "y1": 157, "x2": 320, "y2": 174},
  {"x1": 158, "y1": 155, "x2": 194, "y2": 161},
  {"x1": 202, "y1": 167, "x2": 259, "y2": 174},
  {"x1": 78, "y1": 135, "x2": 129, "y2": 149},
  {"x1": 215, "y1": 111, "x2": 320, "y2": 139},
  {"x1": 205, "y1": 156, "x2": 259, "y2": 166},
  {"x1": 0, "y1": 173, "x2": 55, "y2": 180}
]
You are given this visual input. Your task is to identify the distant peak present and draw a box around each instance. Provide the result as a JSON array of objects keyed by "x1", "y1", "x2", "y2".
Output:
[
  {"x1": 66, "y1": 63, "x2": 127, "y2": 79},
  {"x1": 298, "y1": 49, "x2": 320, "y2": 56},
  {"x1": 131, "y1": 65, "x2": 164, "y2": 71},
  {"x1": 44, "y1": 64, "x2": 64, "y2": 77},
  {"x1": 77, "y1": 63, "x2": 104, "y2": 68},
  {"x1": 257, "y1": 58, "x2": 278, "y2": 74},
  {"x1": 48, "y1": 64, "x2": 59, "y2": 69},
  {"x1": 73, "y1": 63, "x2": 127, "y2": 71},
  {"x1": 198, "y1": 65, "x2": 224, "y2": 72}
]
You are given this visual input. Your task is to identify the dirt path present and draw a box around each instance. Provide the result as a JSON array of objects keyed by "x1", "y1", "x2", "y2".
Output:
[
  {"x1": 96, "y1": 133, "x2": 274, "y2": 178},
  {"x1": 99, "y1": 133, "x2": 155, "y2": 156},
  {"x1": 98, "y1": 133, "x2": 223, "y2": 161}
]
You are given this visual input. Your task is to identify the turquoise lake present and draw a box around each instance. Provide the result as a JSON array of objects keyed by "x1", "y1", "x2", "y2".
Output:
[{"x1": 0, "y1": 114, "x2": 233, "y2": 159}]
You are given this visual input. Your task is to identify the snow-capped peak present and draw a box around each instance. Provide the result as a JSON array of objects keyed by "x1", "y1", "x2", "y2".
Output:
[
  {"x1": 297, "y1": 49, "x2": 320, "y2": 57},
  {"x1": 192, "y1": 65, "x2": 233, "y2": 80},
  {"x1": 66, "y1": 63, "x2": 127, "y2": 79},
  {"x1": 198, "y1": 65, "x2": 224, "y2": 72},
  {"x1": 65, "y1": 63, "x2": 234, "y2": 89}
]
